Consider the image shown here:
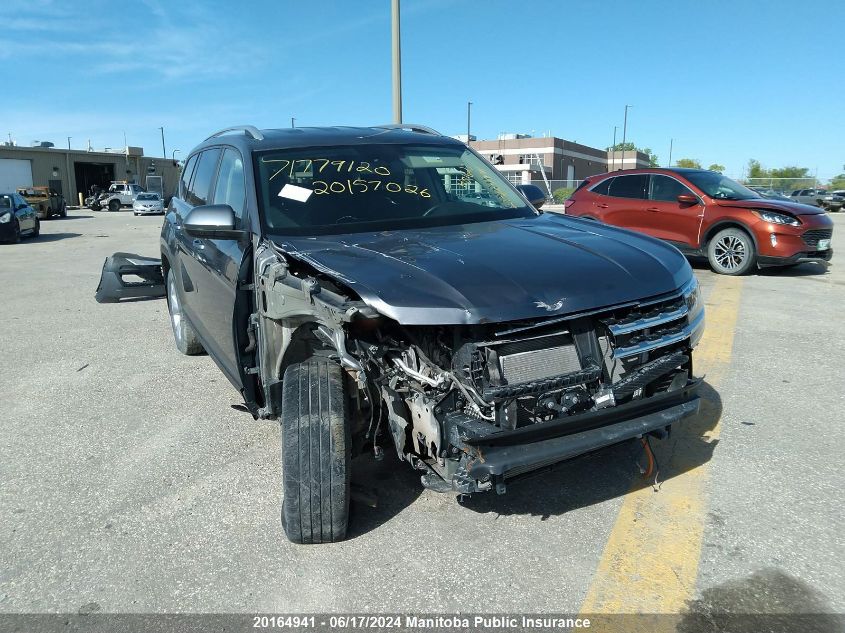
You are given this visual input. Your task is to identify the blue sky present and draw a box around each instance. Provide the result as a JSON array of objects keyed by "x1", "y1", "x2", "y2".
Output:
[{"x1": 2, "y1": 0, "x2": 842, "y2": 180}]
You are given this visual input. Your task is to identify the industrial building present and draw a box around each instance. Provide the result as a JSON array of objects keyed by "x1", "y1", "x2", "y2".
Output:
[
  {"x1": 468, "y1": 133, "x2": 650, "y2": 187},
  {"x1": 0, "y1": 144, "x2": 181, "y2": 204}
]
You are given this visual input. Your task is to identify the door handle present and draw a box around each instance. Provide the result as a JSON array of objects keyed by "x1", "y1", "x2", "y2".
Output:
[
  {"x1": 646, "y1": 207, "x2": 660, "y2": 212},
  {"x1": 597, "y1": 203, "x2": 609, "y2": 209},
  {"x1": 192, "y1": 239, "x2": 205, "y2": 249}
]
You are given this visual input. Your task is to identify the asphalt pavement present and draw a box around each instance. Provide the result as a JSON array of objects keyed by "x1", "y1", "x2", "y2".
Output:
[{"x1": 0, "y1": 209, "x2": 842, "y2": 618}]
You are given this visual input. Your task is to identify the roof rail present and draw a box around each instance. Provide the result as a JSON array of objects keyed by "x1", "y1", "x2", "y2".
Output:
[
  {"x1": 205, "y1": 125, "x2": 264, "y2": 142},
  {"x1": 374, "y1": 123, "x2": 442, "y2": 136}
]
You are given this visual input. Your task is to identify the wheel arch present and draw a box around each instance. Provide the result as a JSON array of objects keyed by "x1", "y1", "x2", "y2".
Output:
[{"x1": 702, "y1": 220, "x2": 759, "y2": 251}]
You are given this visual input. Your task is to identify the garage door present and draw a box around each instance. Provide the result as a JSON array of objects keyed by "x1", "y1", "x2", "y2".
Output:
[{"x1": 0, "y1": 159, "x2": 33, "y2": 192}]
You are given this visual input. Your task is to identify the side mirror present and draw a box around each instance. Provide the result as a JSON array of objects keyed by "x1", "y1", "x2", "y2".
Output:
[
  {"x1": 183, "y1": 204, "x2": 245, "y2": 240},
  {"x1": 515, "y1": 184, "x2": 547, "y2": 209},
  {"x1": 677, "y1": 194, "x2": 699, "y2": 205}
]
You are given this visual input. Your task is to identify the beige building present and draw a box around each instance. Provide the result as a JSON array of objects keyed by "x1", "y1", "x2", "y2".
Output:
[
  {"x1": 0, "y1": 144, "x2": 181, "y2": 204},
  {"x1": 468, "y1": 133, "x2": 650, "y2": 186}
]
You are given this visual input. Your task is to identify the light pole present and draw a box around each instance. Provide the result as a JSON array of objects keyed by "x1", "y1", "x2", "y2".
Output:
[
  {"x1": 67, "y1": 137, "x2": 71, "y2": 150},
  {"x1": 611, "y1": 126, "x2": 618, "y2": 170},
  {"x1": 291, "y1": 117, "x2": 295, "y2": 129},
  {"x1": 391, "y1": 0, "x2": 402, "y2": 124},
  {"x1": 466, "y1": 101, "x2": 472, "y2": 145},
  {"x1": 621, "y1": 105, "x2": 632, "y2": 170},
  {"x1": 158, "y1": 126, "x2": 166, "y2": 159},
  {"x1": 668, "y1": 138, "x2": 674, "y2": 167},
  {"x1": 172, "y1": 149, "x2": 181, "y2": 164}
]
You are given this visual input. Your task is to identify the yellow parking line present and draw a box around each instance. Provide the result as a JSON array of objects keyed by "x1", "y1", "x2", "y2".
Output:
[{"x1": 580, "y1": 275, "x2": 744, "y2": 624}]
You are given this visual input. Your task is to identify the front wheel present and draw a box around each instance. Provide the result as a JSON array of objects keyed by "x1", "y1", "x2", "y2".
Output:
[
  {"x1": 10, "y1": 219, "x2": 21, "y2": 243},
  {"x1": 108, "y1": 199, "x2": 120, "y2": 212},
  {"x1": 59, "y1": 203, "x2": 67, "y2": 218},
  {"x1": 281, "y1": 357, "x2": 351, "y2": 544},
  {"x1": 31, "y1": 218, "x2": 40, "y2": 238},
  {"x1": 707, "y1": 227, "x2": 757, "y2": 275},
  {"x1": 166, "y1": 269, "x2": 204, "y2": 355}
]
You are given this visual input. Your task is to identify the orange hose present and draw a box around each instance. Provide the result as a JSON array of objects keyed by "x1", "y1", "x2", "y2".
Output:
[{"x1": 641, "y1": 438, "x2": 655, "y2": 479}]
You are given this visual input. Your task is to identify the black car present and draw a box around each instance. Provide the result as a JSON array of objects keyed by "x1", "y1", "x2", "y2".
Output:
[
  {"x1": 0, "y1": 192, "x2": 40, "y2": 242},
  {"x1": 145, "y1": 124, "x2": 705, "y2": 543}
]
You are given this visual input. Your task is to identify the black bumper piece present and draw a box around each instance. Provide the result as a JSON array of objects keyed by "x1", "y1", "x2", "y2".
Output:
[
  {"x1": 464, "y1": 379, "x2": 701, "y2": 480},
  {"x1": 95, "y1": 252, "x2": 166, "y2": 303},
  {"x1": 758, "y1": 249, "x2": 833, "y2": 267}
]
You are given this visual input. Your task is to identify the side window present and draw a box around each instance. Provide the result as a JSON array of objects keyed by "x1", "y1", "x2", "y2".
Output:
[
  {"x1": 186, "y1": 149, "x2": 222, "y2": 207},
  {"x1": 649, "y1": 175, "x2": 693, "y2": 202},
  {"x1": 212, "y1": 148, "x2": 246, "y2": 220},
  {"x1": 180, "y1": 154, "x2": 199, "y2": 200},
  {"x1": 608, "y1": 174, "x2": 648, "y2": 199},
  {"x1": 591, "y1": 178, "x2": 612, "y2": 196}
]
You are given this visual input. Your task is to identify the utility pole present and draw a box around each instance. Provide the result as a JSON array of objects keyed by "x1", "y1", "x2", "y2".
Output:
[
  {"x1": 391, "y1": 0, "x2": 402, "y2": 124},
  {"x1": 67, "y1": 137, "x2": 71, "y2": 150},
  {"x1": 466, "y1": 101, "x2": 472, "y2": 145},
  {"x1": 611, "y1": 126, "x2": 618, "y2": 170},
  {"x1": 158, "y1": 127, "x2": 166, "y2": 159},
  {"x1": 291, "y1": 117, "x2": 295, "y2": 128},
  {"x1": 621, "y1": 105, "x2": 631, "y2": 170},
  {"x1": 668, "y1": 138, "x2": 673, "y2": 167}
]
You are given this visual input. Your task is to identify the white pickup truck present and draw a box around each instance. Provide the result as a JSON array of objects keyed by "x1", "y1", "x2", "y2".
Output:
[{"x1": 91, "y1": 182, "x2": 146, "y2": 212}]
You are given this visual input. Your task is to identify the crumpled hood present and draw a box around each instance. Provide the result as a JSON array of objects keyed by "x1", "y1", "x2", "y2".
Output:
[
  {"x1": 274, "y1": 214, "x2": 692, "y2": 325},
  {"x1": 715, "y1": 198, "x2": 825, "y2": 216}
]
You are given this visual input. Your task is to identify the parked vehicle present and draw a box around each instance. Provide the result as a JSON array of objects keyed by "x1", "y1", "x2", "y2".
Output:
[
  {"x1": 101, "y1": 124, "x2": 705, "y2": 544},
  {"x1": 565, "y1": 168, "x2": 833, "y2": 275},
  {"x1": 0, "y1": 192, "x2": 39, "y2": 242},
  {"x1": 790, "y1": 188, "x2": 826, "y2": 206},
  {"x1": 816, "y1": 190, "x2": 844, "y2": 212},
  {"x1": 91, "y1": 181, "x2": 145, "y2": 212},
  {"x1": 133, "y1": 192, "x2": 164, "y2": 215},
  {"x1": 748, "y1": 187, "x2": 792, "y2": 202},
  {"x1": 16, "y1": 186, "x2": 66, "y2": 219}
]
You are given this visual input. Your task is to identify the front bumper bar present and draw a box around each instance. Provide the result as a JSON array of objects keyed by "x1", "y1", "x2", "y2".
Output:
[
  {"x1": 461, "y1": 378, "x2": 701, "y2": 481},
  {"x1": 95, "y1": 252, "x2": 166, "y2": 303}
]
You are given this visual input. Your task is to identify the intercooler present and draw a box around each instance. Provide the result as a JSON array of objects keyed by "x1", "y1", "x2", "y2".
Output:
[{"x1": 494, "y1": 333, "x2": 582, "y2": 384}]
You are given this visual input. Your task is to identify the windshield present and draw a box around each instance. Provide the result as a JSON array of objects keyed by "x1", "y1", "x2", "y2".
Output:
[
  {"x1": 136, "y1": 193, "x2": 159, "y2": 200},
  {"x1": 255, "y1": 143, "x2": 534, "y2": 236},
  {"x1": 684, "y1": 171, "x2": 760, "y2": 200}
]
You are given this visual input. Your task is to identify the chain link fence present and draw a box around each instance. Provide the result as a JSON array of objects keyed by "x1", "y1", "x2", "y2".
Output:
[{"x1": 740, "y1": 177, "x2": 819, "y2": 194}]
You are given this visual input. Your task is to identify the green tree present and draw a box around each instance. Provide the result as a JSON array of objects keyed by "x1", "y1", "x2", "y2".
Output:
[
  {"x1": 747, "y1": 159, "x2": 766, "y2": 179},
  {"x1": 708, "y1": 163, "x2": 725, "y2": 173},
  {"x1": 606, "y1": 143, "x2": 658, "y2": 167},
  {"x1": 675, "y1": 158, "x2": 702, "y2": 169},
  {"x1": 828, "y1": 174, "x2": 845, "y2": 190},
  {"x1": 552, "y1": 187, "x2": 575, "y2": 203}
]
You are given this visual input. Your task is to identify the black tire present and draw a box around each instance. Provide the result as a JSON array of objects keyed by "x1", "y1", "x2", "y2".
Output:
[
  {"x1": 108, "y1": 199, "x2": 120, "y2": 212},
  {"x1": 59, "y1": 203, "x2": 67, "y2": 218},
  {"x1": 10, "y1": 219, "x2": 21, "y2": 243},
  {"x1": 281, "y1": 358, "x2": 351, "y2": 544},
  {"x1": 165, "y1": 269, "x2": 204, "y2": 355},
  {"x1": 31, "y1": 218, "x2": 40, "y2": 238},
  {"x1": 707, "y1": 227, "x2": 757, "y2": 275}
]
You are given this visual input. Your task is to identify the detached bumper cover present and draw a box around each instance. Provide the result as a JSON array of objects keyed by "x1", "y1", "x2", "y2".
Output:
[
  {"x1": 462, "y1": 378, "x2": 701, "y2": 480},
  {"x1": 95, "y1": 252, "x2": 166, "y2": 303}
]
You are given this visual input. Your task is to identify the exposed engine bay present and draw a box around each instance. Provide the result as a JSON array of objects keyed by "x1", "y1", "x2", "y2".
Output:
[{"x1": 251, "y1": 240, "x2": 705, "y2": 495}]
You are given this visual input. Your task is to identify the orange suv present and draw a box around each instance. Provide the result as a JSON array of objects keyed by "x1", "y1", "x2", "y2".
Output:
[{"x1": 565, "y1": 168, "x2": 833, "y2": 274}]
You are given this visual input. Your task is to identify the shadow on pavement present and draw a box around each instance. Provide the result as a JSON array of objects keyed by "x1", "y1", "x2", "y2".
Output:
[
  {"x1": 459, "y1": 380, "x2": 723, "y2": 519},
  {"x1": 31, "y1": 232, "x2": 82, "y2": 243},
  {"x1": 758, "y1": 262, "x2": 829, "y2": 277},
  {"x1": 346, "y1": 451, "x2": 423, "y2": 539},
  {"x1": 54, "y1": 214, "x2": 94, "y2": 220}
]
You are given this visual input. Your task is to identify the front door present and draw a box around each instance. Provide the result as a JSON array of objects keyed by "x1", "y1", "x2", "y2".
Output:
[{"x1": 638, "y1": 174, "x2": 705, "y2": 248}]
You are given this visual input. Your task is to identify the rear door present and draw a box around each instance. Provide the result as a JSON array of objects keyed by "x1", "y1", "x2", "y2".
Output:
[
  {"x1": 637, "y1": 174, "x2": 705, "y2": 247},
  {"x1": 601, "y1": 174, "x2": 649, "y2": 229}
]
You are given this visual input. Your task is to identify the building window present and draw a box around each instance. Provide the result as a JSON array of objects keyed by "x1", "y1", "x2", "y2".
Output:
[
  {"x1": 505, "y1": 172, "x2": 523, "y2": 184},
  {"x1": 518, "y1": 154, "x2": 543, "y2": 167}
]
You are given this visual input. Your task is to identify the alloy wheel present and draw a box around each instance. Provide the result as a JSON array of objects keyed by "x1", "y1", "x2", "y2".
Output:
[{"x1": 713, "y1": 235, "x2": 746, "y2": 271}]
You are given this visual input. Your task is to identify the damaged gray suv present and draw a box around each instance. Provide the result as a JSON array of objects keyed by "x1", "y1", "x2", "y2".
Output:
[{"x1": 155, "y1": 124, "x2": 704, "y2": 543}]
